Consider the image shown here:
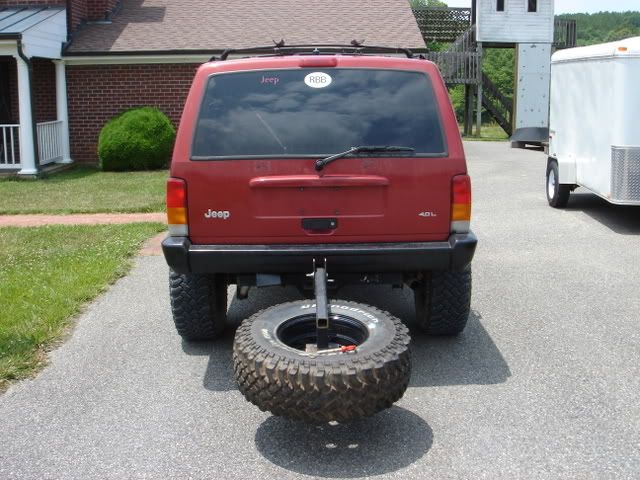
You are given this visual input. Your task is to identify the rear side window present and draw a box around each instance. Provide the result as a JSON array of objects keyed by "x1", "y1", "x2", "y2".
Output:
[{"x1": 192, "y1": 68, "x2": 446, "y2": 159}]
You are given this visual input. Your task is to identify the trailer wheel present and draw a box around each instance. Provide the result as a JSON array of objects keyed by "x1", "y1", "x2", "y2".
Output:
[
  {"x1": 546, "y1": 160, "x2": 571, "y2": 208},
  {"x1": 413, "y1": 267, "x2": 471, "y2": 335},
  {"x1": 169, "y1": 271, "x2": 227, "y2": 341},
  {"x1": 233, "y1": 300, "x2": 411, "y2": 424}
]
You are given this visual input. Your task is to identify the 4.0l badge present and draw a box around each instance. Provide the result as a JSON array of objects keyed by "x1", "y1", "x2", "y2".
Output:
[{"x1": 418, "y1": 211, "x2": 438, "y2": 217}]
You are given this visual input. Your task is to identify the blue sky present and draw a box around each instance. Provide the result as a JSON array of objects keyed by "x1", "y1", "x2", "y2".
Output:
[{"x1": 444, "y1": 0, "x2": 640, "y2": 14}]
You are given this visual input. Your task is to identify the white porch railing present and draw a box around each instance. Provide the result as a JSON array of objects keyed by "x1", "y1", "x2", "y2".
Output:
[
  {"x1": 37, "y1": 120, "x2": 64, "y2": 165},
  {"x1": 1, "y1": 121, "x2": 65, "y2": 169},
  {"x1": 0, "y1": 124, "x2": 20, "y2": 169}
]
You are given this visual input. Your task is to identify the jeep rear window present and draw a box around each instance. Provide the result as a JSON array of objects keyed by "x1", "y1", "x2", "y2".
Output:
[{"x1": 192, "y1": 69, "x2": 446, "y2": 159}]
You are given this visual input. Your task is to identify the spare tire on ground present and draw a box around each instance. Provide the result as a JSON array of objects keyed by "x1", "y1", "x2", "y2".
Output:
[{"x1": 233, "y1": 300, "x2": 411, "y2": 424}]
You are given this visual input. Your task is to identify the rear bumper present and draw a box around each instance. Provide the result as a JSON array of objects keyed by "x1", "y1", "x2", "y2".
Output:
[{"x1": 162, "y1": 233, "x2": 477, "y2": 275}]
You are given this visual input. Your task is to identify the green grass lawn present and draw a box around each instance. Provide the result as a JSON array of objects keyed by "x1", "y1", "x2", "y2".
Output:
[
  {"x1": 460, "y1": 123, "x2": 510, "y2": 141},
  {"x1": 0, "y1": 166, "x2": 167, "y2": 215},
  {"x1": 0, "y1": 223, "x2": 165, "y2": 390}
]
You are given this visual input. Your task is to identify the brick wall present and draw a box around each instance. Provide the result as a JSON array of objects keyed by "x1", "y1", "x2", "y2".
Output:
[
  {"x1": 87, "y1": 0, "x2": 118, "y2": 20},
  {"x1": 0, "y1": 57, "x2": 19, "y2": 123},
  {"x1": 0, "y1": 58, "x2": 56, "y2": 124},
  {"x1": 0, "y1": 58, "x2": 56, "y2": 164},
  {"x1": 66, "y1": 63, "x2": 199, "y2": 163},
  {"x1": 68, "y1": 0, "x2": 88, "y2": 32},
  {"x1": 67, "y1": 0, "x2": 120, "y2": 32},
  {"x1": 9, "y1": 59, "x2": 18, "y2": 123},
  {"x1": 32, "y1": 59, "x2": 57, "y2": 123},
  {"x1": 0, "y1": 1, "x2": 63, "y2": 6}
]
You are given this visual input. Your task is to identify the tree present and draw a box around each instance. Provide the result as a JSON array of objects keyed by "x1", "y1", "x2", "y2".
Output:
[
  {"x1": 410, "y1": 0, "x2": 448, "y2": 8},
  {"x1": 557, "y1": 11, "x2": 640, "y2": 46}
]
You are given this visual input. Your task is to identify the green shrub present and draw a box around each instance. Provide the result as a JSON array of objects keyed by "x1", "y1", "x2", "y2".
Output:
[{"x1": 98, "y1": 107, "x2": 175, "y2": 171}]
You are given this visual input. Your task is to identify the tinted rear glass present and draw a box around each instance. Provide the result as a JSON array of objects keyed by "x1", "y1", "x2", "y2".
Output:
[{"x1": 192, "y1": 68, "x2": 445, "y2": 158}]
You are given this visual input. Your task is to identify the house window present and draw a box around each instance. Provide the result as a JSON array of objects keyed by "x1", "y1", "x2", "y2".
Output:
[
  {"x1": 497, "y1": 0, "x2": 505, "y2": 11},
  {"x1": 528, "y1": 0, "x2": 537, "y2": 12}
]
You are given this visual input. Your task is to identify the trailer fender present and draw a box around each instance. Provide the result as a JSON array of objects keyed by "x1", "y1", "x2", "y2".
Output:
[{"x1": 549, "y1": 154, "x2": 576, "y2": 185}]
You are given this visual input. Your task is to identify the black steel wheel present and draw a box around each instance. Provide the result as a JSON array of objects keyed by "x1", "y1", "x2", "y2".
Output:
[{"x1": 233, "y1": 300, "x2": 411, "y2": 424}]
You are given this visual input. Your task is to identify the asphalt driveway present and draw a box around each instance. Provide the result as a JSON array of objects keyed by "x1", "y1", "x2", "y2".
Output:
[{"x1": 1, "y1": 141, "x2": 639, "y2": 479}]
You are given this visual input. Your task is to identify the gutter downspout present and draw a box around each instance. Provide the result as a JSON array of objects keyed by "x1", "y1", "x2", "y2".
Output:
[{"x1": 16, "y1": 37, "x2": 40, "y2": 174}]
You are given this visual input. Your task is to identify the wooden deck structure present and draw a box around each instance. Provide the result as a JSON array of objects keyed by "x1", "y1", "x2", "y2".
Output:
[
  {"x1": 412, "y1": 6, "x2": 577, "y2": 137},
  {"x1": 412, "y1": 7, "x2": 472, "y2": 43}
]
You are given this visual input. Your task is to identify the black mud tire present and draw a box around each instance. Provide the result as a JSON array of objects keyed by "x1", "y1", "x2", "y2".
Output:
[
  {"x1": 413, "y1": 267, "x2": 471, "y2": 335},
  {"x1": 233, "y1": 300, "x2": 411, "y2": 424},
  {"x1": 546, "y1": 159, "x2": 571, "y2": 208},
  {"x1": 169, "y1": 270, "x2": 227, "y2": 341}
]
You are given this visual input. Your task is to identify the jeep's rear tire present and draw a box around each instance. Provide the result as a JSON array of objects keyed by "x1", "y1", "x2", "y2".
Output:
[
  {"x1": 233, "y1": 300, "x2": 411, "y2": 424},
  {"x1": 413, "y1": 267, "x2": 471, "y2": 335},
  {"x1": 169, "y1": 271, "x2": 227, "y2": 341}
]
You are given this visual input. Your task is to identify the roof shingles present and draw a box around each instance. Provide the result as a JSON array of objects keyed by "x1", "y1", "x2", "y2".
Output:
[{"x1": 66, "y1": 0, "x2": 425, "y2": 54}]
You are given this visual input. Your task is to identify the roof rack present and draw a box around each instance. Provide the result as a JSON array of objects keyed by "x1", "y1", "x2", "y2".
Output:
[{"x1": 213, "y1": 40, "x2": 422, "y2": 61}]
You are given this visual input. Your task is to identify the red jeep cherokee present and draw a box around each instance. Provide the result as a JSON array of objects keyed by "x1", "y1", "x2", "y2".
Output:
[{"x1": 163, "y1": 45, "x2": 476, "y2": 423}]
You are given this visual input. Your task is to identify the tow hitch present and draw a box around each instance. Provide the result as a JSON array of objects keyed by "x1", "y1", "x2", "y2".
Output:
[
  {"x1": 314, "y1": 260, "x2": 330, "y2": 350},
  {"x1": 302, "y1": 260, "x2": 358, "y2": 354}
]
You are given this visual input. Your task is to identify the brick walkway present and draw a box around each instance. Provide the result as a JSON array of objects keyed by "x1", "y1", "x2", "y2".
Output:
[
  {"x1": 0, "y1": 213, "x2": 167, "y2": 255},
  {"x1": 0, "y1": 213, "x2": 165, "y2": 227}
]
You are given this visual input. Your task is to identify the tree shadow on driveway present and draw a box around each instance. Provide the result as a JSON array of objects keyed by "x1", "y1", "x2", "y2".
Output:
[
  {"x1": 182, "y1": 284, "x2": 511, "y2": 391},
  {"x1": 254, "y1": 406, "x2": 433, "y2": 478}
]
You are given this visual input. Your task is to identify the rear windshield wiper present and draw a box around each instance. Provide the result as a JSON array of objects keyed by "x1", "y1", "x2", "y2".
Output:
[{"x1": 315, "y1": 145, "x2": 415, "y2": 171}]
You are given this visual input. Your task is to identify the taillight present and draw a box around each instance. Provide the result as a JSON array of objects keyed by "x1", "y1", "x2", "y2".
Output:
[
  {"x1": 167, "y1": 177, "x2": 188, "y2": 236},
  {"x1": 451, "y1": 174, "x2": 471, "y2": 233}
]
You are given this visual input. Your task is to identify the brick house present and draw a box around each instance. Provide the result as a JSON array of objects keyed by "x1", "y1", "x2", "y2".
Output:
[{"x1": 0, "y1": 0, "x2": 426, "y2": 174}]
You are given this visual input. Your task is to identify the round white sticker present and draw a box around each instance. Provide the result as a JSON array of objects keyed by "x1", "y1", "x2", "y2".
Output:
[{"x1": 304, "y1": 72, "x2": 332, "y2": 89}]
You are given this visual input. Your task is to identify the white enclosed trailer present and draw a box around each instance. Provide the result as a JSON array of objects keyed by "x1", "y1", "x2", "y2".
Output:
[{"x1": 546, "y1": 37, "x2": 640, "y2": 207}]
